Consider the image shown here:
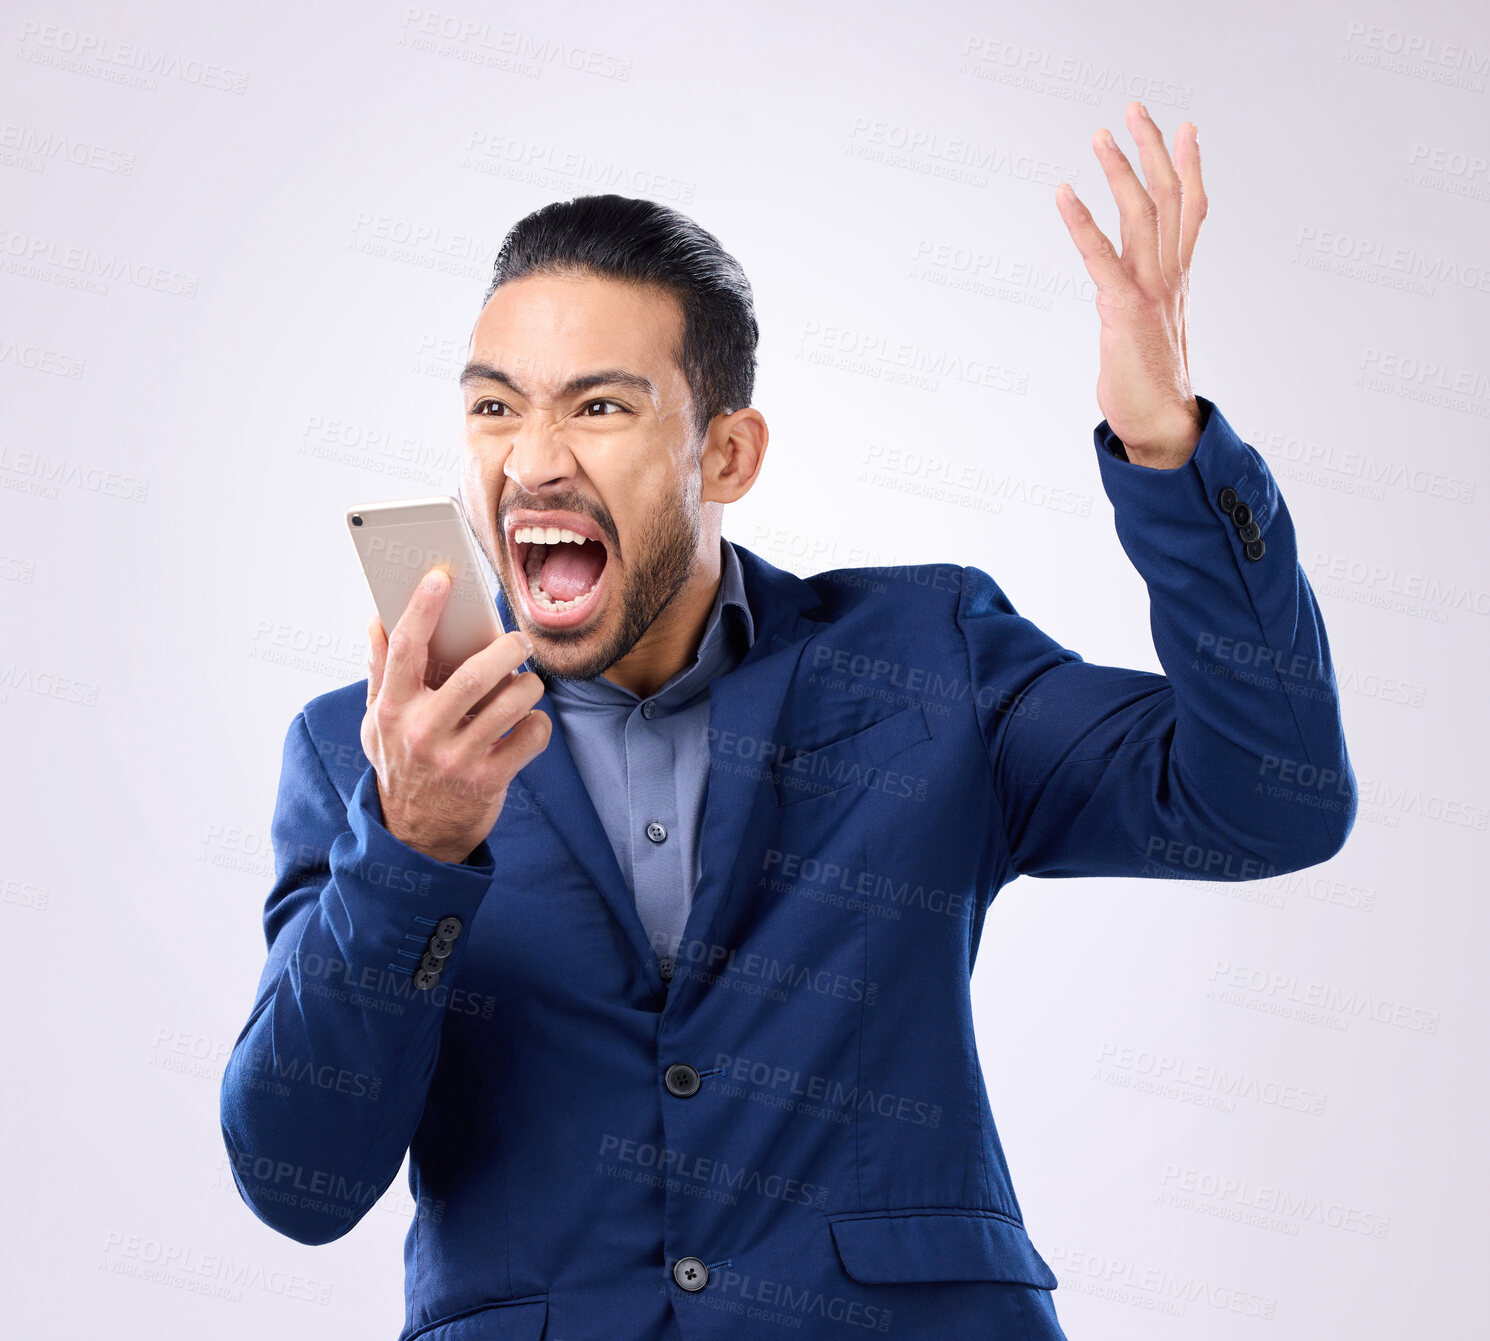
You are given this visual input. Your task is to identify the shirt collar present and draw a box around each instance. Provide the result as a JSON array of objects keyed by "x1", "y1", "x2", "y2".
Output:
[
  {"x1": 545, "y1": 536, "x2": 754, "y2": 707},
  {"x1": 717, "y1": 534, "x2": 755, "y2": 651}
]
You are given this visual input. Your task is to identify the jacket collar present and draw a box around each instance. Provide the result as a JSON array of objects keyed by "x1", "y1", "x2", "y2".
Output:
[{"x1": 495, "y1": 541, "x2": 826, "y2": 1000}]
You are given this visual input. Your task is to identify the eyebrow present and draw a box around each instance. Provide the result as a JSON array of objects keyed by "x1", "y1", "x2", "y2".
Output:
[{"x1": 458, "y1": 362, "x2": 657, "y2": 402}]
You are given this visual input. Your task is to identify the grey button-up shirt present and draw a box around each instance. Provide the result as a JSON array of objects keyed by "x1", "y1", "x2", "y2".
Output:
[{"x1": 544, "y1": 536, "x2": 755, "y2": 980}]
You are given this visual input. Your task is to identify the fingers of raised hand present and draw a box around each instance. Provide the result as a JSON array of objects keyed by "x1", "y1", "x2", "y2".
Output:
[
  {"x1": 1119, "y1": 101, "x2": 1185, "y2": 286},
  {"x1": 1056, "y1": 182, "x2": 1133, "y2": 310},
  {"x1": 1087, "y1": 103, "x2": 1203, "y2": 293},
  {"x1": 1173, "y1": 120, "x2": 1207, "y2": 274},
  {"x1": 1089, "y1": 110, "x2": 1160, "y2": 290}
]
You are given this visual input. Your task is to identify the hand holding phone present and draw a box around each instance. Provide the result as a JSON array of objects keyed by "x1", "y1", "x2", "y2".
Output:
[
  {"x1": 362, "y1": 570, "x2": 551, "y2": 864},
  {"x1": 347, "y1": 494, "x2": 549, "y2": 863}
]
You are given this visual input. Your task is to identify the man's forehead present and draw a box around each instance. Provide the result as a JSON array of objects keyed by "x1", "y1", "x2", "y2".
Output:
[{"x1": 464, "y1": 276, "x2": 686, "y2": 400}]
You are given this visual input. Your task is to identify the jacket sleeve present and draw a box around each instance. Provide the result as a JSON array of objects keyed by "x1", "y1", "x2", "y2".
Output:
[
  {"x1": 219, "y1": 709, "x2": 497, "y2": 1245},
  {"x1": 956, "y1": 394, "x2": 1357, "y2": 882}
]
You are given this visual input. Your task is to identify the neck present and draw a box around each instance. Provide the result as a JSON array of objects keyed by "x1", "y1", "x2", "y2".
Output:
[{"x1": 601, "y1": 534, "x2": 725, "y2": 698}]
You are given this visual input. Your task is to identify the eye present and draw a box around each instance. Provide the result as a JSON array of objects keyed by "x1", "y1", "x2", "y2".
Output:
[
  {"x1": 471, "y1": 399, "x2": 512, "y2": 417},
  {"x1": 580, "y1": 398, "x2": 629, "y2": 416}
]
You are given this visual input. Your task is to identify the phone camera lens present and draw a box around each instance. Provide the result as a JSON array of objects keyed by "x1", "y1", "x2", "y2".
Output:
[{"x1": 351, "y1": 514, "x2": 363, "y2": 527}]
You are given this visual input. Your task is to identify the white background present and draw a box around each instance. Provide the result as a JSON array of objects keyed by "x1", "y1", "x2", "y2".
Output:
[{"x1": 2, "y1": 1, "x2": 1485, "y2": 1336}]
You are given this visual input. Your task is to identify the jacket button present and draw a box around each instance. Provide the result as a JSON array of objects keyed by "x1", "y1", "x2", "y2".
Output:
[
  {"x1": 665, "y1": 1063, "x2": 701, "y2": 1097},
  {"x1": 419, "y1": 950, "x2": 446, "y2": 974},
  {"x1": 426, "y1": 935, "x2": 455, "y2": 960},
  {"x1": 1236, "y1": 519, "x2": 1261, "y2": 544},
  {"x1": 646, "y1": 821, "x2": 668, "y2": 844},
  {"x1": 1217, "y1": 486, "x2": 1238, "y2": 513},
  {"x1": 1245, "y1": 538, "x2": 1266, "y2": 562},
  {"x1": 435, "y1": 916, "x2": 463, "y2": 941},
  {"x1": 413, "y1": 967, "x2": 441, "y2": 991},
  {"x1": 672, "y1": 1257, "x2": 709, "y2": 1291},
  {"x1": 1230, "y1": 500, "x2": 1252, "y2": 528}
]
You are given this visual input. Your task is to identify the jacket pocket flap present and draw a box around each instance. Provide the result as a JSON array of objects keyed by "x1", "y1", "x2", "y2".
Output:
[
  {"x1": 826, "y1": 1208, "x2": 1058, "y2": 1289},
  {"x1": 407, "y1": 1294, "x2": 548, "y2": 1339},
  {"x1": 772, "y1": 703, "x2": 931, "y2": 804}
]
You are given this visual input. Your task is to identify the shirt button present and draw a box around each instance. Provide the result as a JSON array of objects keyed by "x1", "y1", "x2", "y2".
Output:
[
  {"x1": 646, "y1": 821, "x2": 668, "y2": 844},
  {"x1": 641, "y1": 700, "x2": 657, "y2": 719},
  {"x1": 659, "y1": 956, "x2": 675, "y2": 981},
  {"x1": 665, "y1": 1062, "x2": 701, "y2": 1097},
  {"x1": 672, "y1": 1257, "x2": 709, "y2": 1291}
]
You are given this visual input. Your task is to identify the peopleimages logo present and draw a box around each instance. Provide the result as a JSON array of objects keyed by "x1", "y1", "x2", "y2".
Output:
[
  {"x1": 1157, "y1": 1163, "x2": 1391, "y2": 1238},
  {"x1": 99, "y1": 1231, "x2": 330, "y2": 1305},
  {"x1": 713, "y1": 1052, "x2": 943, "y2": 1127},
  {"x1": 596, "y1": 1134, "x2": 829, "y2": 1208},
  {"x1": 15, "y1": 21, "x2": 250, "y2": 92},
  {"x1": 1206, "y1": 962, "x2": 1441, "y2": 1034},
  {"x1": 1307, "y1": 553, "x2": 1490, "y2": 615},
  {"x1": 1095, "y1": 1041, "x2": 1328, "y2": 1116}
]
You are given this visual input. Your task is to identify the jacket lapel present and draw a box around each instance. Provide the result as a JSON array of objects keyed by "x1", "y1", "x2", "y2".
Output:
[
  {"x1": 494, "y1": 583, "x2": 652, "y2": 975},
  {"x1": 665, "y1": 549, "x2": 823, "y2": 1007},
  {"x1": 494, "y1": 544, "x2": 825, "y2": 992}
]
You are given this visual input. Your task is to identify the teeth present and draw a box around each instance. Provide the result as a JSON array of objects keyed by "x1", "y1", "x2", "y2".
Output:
[
  {"x1": 527, "y1": 577, "x2": 599, "y2": 613},
  {"x1": 513, "y1": 524, "x2": 591, "y2": 545}
]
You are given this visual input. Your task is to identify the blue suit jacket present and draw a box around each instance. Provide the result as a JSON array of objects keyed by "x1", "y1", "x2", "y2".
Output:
[{"x1": 221, "y1": 397, "x2": 1356, "y2": 1341}]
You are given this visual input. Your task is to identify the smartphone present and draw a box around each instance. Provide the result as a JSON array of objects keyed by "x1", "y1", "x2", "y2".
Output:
[{"x1": 346, "y1": 494, "x2": 527, "y2": 714}]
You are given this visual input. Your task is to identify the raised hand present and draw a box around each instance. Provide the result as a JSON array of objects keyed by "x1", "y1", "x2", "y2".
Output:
[{"x1": 1056, "y1": 101, "x2": 1207, "y2": 469}]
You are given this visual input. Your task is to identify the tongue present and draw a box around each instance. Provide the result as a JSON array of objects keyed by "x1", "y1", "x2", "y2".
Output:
[{"x1": 539, "y1": 541, "x2": 605, "y2": 602}]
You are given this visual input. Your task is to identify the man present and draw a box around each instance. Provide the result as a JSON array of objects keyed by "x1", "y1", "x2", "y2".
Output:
[{"x1": 221, "y1": 103, "x2": 1356, "y2": 1341}]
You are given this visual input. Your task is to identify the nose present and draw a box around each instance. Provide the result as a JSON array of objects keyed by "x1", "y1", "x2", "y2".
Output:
[{"x1": 504, "y1": 424, "x2": 580, "y2": 495}]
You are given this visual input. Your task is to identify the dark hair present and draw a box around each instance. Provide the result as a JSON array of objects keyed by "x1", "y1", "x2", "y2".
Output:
[{"x1": 484, "y1": 194, "x2": 758, "y2": 442}]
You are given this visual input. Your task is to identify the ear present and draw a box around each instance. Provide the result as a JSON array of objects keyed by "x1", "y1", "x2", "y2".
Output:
[{"x1": 699, "y1": 407, "x2": 768, "y2": 505}]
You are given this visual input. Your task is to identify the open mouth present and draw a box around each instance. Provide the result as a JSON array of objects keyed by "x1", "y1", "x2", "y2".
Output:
[{"x1": 506, "y1": 513, "x2": 611, "y2": 630}]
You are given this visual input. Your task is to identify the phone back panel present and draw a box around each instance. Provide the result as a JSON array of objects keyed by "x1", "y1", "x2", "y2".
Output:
[{"x1": 346, "y1": 496, "x2": 506, "y2": 691}]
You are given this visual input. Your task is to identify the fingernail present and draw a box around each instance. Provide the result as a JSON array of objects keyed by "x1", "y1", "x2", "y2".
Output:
[
  {"x1": 422, "y1": 569, "x2": 446, "y2": 592},
  {"x1": 1101, "y1": 128, "x2": 1117, "y2": 149},
  {"x1": 1136, "y1": 103, "x2": 1149, "y2": 119},
  {"x1": 520, "y1": 631, "x2": 534, "y2": 655}
]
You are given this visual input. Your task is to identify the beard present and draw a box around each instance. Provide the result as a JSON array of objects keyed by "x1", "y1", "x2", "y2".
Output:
[{"x1": 497, "y1": 482, "x2": 702, "y2": 685}]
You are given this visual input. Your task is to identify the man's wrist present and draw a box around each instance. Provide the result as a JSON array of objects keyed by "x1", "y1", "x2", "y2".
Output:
[{"x1": 1113, "y1": 401, "x2": 1205, "y2": 469}]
